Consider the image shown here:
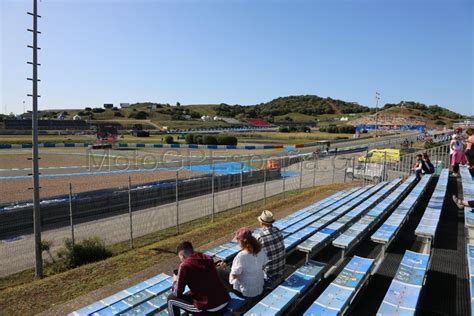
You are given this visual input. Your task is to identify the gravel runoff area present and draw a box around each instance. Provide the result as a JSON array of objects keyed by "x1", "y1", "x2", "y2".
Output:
[
  {"x1": 0, "y1": 169, "x2": 205, "y2": 204},
  {"x1": 0, "y1": 146, "x2": 281, "y2": 168}
]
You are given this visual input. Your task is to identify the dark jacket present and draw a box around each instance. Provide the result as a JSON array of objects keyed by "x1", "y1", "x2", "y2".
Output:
[{"x1": 172, "y1": 252, "x2": 229, "y2": 310}]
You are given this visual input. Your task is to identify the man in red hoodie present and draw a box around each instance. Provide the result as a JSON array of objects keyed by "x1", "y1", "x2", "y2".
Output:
[{"x1": 167, "y1": 241, "x2": 229, "y2": 315}]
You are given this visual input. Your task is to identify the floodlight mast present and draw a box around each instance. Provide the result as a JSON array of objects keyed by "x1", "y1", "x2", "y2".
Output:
[{"x1": 27, "y1": 0, "x2": 43, "y2": 278}]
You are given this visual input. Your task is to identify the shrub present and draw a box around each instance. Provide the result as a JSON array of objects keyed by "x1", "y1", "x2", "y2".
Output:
[
  {"x1": 92, "y1": 108, "x2": 106, "y2": 113},
  {"x1": 185, "y1": 134, "x2": 195, "y2": 144},
  {"x1": 435, "y1": 120, "x2": 445, "y2": 126},
  {"x1": 129, "y1": 111, "x2": 148, "y2": 119},
  {"x1": 194, "y1": 135, "x2": 203, "y2": 144},
  {"x1": 217, "y1": 134, "x2": 238, "y2": 145},
  {"x1": 54, "y1": 237, "x2": 111, "y2": 270},
  {"x1": 164, "y1": 135, "x2": 174, "y2": 144},
  {"x1": 278, "y1": 126, "x2": 290, "y2": 133},
  {"x1": 297, "y1": 126, "x2": 311, "y2": 133},
  {"x1": 203, "y1": 135, "x2": 218, "y2": 145},
  {"x1": 320, "y1": 125, "x2": 355, "y2": 134},
  {"x1": 85, "y1": 107, "x2": 92, "y2": 111},
  {"x1": 114, "y1": 111, "x2": 124, "y2": 117}
]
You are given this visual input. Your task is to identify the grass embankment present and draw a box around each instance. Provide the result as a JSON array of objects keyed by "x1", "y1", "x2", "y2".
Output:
[
  {"x1": 0, "y1": 181, "x2": 360, "y2": 315},
  {"x1": 235, "y1": 131, "x2": 355, "y2": 144},
  {"x1": 0, "y1": 134, "x2": 185, "y2": 145}
]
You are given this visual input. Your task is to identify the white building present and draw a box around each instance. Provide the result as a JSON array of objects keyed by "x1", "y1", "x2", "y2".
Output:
[{"x1": 120, "y1": 103, "x2": 130, "y2": 108}]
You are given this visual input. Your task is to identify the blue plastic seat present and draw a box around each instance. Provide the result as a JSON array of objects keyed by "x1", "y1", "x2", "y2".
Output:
[
  {"x1": 304, "y1": 256, "x2": 375, "y2": 316},
  {"x1": 376, "y1": 250, "x2": 429, "y2": 316}
]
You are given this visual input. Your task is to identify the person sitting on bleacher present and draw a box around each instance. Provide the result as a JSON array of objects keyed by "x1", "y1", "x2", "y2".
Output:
[
  {"x1": 229, "y1": 228, "x2": 268, "y2": 298},
  {"x1": 423, "y1": 152, "x2": 435, "y2": 174},
  {"x1": 167, "y1": 241, "x2": 229, "y2": 316},
  {"x1": 453, "y1": 196, "x2": 474, "y2": 210},
  {"x1": 413, "y1": 154, "x2": 429, "y2": 180},
  {"x1": 257, "y1": 210, "x2": 286, "y2": 287}
]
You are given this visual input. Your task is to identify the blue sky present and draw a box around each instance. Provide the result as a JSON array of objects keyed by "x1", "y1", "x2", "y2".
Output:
[{"x1": 1, "y1": 0, "x2": 472, "y2": 115}]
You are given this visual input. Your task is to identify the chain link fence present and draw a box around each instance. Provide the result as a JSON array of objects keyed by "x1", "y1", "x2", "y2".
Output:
[{"x1": 0, "y1": 135, "x2": 451, "y2": 277}]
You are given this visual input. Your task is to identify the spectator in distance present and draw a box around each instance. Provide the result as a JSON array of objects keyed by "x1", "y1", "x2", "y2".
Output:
[
  {"x1": 450, "y1": 134, "x2": 466, "y2": 177},
  {"x1": 229, "y1": 227, "x2": 267, "y2": 298},
  {"x1": 465, "y1": 128, "x2": 474, "y2": 169},
  {"x1": 256, "y1": 210, "x2": 286, "y2": 287},
  {"x1": 167, "y1": 241, "x2": 229, "y2": 316},
  {"x1": 413, "y1": 154, "x2": 429, "y2": 180},
  {"x1": 423, "y1": 152, "x2": 435, "y2": 174}
]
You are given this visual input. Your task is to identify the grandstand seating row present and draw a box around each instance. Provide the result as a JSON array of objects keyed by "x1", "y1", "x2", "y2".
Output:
[
  {"x1": 297, "y1": 179, "x2": 402, "y2": 257},
  {"x1": 71, "y1": 173, "x2": 441, "y2": 316},
  {"x1": 415, "y1": 169, "x2": 449, "y2": 244},
  {"x1": 245, "y1": 260, "x2": 327, "y2": 315},
  {"x1": 377, "y1": 250, "x2": 430, "y2": 315},
  {"x1": 304, "y1": 255, "x2": 375, "y2": 315},
  {"x1": 462, "y1": 166, "x2": 474, "y2": 316},
  {"x1": 371, "y1": 175, "x2": 432, "y2": 247},
  {"x1": 205, "y1": 187, "x2": 365, "y2": 262},
  {"x1": 467, "y1": 244, "x2": 474, "y2": 316},
  {"x1": 332, "y1": 176, "x2": 416, "y2": 251},
  {"x1": 246, "y1": 118, "x2": 272, "y2": 127},
  {"x1": 461, "y1": 166, "x2": 474, "y2": 228}
]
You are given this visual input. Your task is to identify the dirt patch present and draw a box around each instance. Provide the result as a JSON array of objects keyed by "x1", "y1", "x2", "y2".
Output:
[
  {"x1": 0, "y1": 153, "x2": 94, "y2": 169},
  {"x1": 0, "y1": 170, "x2": 204, "y2": 204}
]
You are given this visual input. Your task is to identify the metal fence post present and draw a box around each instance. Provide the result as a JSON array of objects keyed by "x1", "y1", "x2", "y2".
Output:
[
  {"x1": 312, "y1": 155, "x2": 317, "y2": 186},
  {"x1": 128, "y1": 176, "x2": 133, "y2": 249},
  {"x1": 175, "y1": 170, "x2": 179, "y2": 233},
  {"x1": 264, "y1": 166, "x2": 267, "y2": 207},
  {"x1": 352, "y1": 157, "x2": 355, "y2": 182},
  {"x1": 283, "y1": 160, "x2": 286, "y2": 197},
  {"x1": 211, "y1": 167, "x2": 215, "y2": 223},
  {"x1": 363, "y1": 148, "x2": 369, "y2": 186},
  {"x1": 332, "y1": 149, "x2": 338, "y2": 184},
  {"x1": 383, "y1": 152, "x2": 387, "y2": 182},
  {"x1": 240, "y1": 163, "x2": 243, "y2": 213},
  {"x1": 299, "y1": 156, "x2": 303, "y2": 190},
  {"x1": 68, "y1": 182, "x2": 75, "y2": 247}
]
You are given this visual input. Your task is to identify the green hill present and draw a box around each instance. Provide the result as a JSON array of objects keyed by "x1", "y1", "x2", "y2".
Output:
[{"x1": 30, "y1": 95, "x2": 467, "y2": 129}]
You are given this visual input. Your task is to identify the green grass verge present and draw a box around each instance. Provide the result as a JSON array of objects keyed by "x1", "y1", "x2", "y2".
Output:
[{"x1": 0, "y1": 181, "x2": 359, "y2": 315}]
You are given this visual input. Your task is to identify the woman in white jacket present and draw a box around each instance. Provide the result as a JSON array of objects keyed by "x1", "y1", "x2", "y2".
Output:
[{"x1": 230, "y1": 227, "x2": 268, "y2": 298}]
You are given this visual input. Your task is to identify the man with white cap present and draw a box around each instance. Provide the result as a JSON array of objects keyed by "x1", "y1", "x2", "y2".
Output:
[{"x1": 257, "y1": 210, "x2": 285, "y2": 287}]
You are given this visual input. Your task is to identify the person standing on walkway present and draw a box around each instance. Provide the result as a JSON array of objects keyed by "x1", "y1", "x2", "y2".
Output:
[
  {"x1": 465, "y1": 128, "x2": 474, "y2": 169},
  {"x1": 256, "y1": 210, "x2": 286, "y2": 288},
  {"x1": 450, "y1": 134, "x2": 466, "y2": 177}
]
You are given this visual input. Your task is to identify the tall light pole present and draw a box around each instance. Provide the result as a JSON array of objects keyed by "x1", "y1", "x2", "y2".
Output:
[
  {"x1": 28, "y1": 0, "x2": 43, "y2": 278},
  {"x1": 375, "y1": 91, "x2": 380, "y2": 133}
]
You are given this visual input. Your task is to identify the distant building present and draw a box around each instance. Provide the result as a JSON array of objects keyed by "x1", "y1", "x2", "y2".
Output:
[
  {"x1": 104, "y1": 103, "x2": 114, "y2": 108},
  {"x1": 57, "y1": 113, "x2": 66, "y2": 120},
  {"x1": 120, "y1": 103, "x2": 130, "y2": 108},
  {"x1": 73, "y1": 114, "x2": 82, "y2": 121},
  {"x1": 147, "y1": 104, "x2": 157, "y2": 110}
]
